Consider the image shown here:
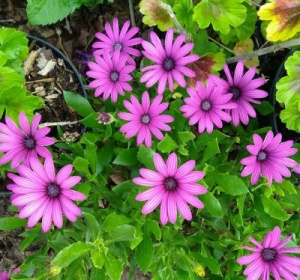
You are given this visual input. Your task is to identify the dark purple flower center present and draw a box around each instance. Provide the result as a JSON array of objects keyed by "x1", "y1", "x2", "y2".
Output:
[
  {"x1": 24, "y1": 138, "x2": 36, "y2": 149},
  {"x1": 201, "y1": 100, "x2": 211, "y2": 111},
  {"x1": 114, "y1": 42, "x2": 123, "y2": 50},
  {"x1": 141, "y1": 114, "x2": 151, "y2": 124},
  {"x1": 110, "y1": 71, "x2": 119, "y2": 82},
  {"x1": 261, "y1": 248, "x2": 277, "y2": 262},
  {"x1": 164, "y1": 178, "x2": 177, "y2": 190},
  {"x1": 257, "y1": 151, "x2": 268, "y2": 161},
  {"x1": 163, "y1": 58, "x2": 175, "y2": 71},
  {"x1": 97, "y1": 112, "x2": 111, "y2": 124},
  {"x1": 47, "y1": 184, "x2": 60, "y2": 198},
  {"x1": 229, "y1": 86, "x2": 242, "y2": 100}
]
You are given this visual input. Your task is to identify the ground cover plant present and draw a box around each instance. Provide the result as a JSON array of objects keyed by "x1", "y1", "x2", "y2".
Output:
[{"x1": 2, "y1": 0, "x2": 300, "y2": 279}]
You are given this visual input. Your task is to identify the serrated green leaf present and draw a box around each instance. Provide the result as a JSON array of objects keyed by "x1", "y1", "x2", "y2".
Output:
[
  {"x1": 51, "y1": 241, "x2": 93, "y2": 268},
  {"x1": 193, "y1": 0, "x2": 247, "y2": 34},
  {"x1": 137, "y1": 145, "x2": 155, "y2": 169},
  {"x1": 280, "y1": 95, "x2": 300, "y2": 133},
  {"x1": 178, "y1": 131, "x2": 195, "y2": 146},
  {"x1": 103, "y1": 213, "x2": 133, "y2": 232},
  {"x1": 109, "y1": 225, "x2": 136, "y2": 243},
  {"x1": 63, "y1": 91, "x2": 94, "y2": 117},
  {"x1": 201, "y1": 192, "x2": 223, "y2": 217},
  {"x1": 0, "y1": 67, "x2": 24, "y2": 92},
  {"x1": 157, "y1": 134, "x2": 178, "y2": 153},
  {"x1": 104, "y1": 253, "x2": 123, "y2": 280},
  {"x1": 135, "y1": 231, "x2": 153, "y2": 273},
  {"x1": 261, "y1": 196, "x2": 289, "y2": 221},
  {"x1": 91, "y1": 249, "x2": 105, "y2": 269},
  {"x1": 113, "y1": 148, "x2": 138, "y2": 165},
  {"x1": 214, "y1": 174, "x2": 248, "y2": 195},
  {"x1": 73, "y1": 157, "x2": 90, "y2": 175},
  {"x1": 173, "y1": 0, "x2": 194, "y2": 32},
  {"x1": 0, "y1": 217, "x2": 27, "y2": 231},
  {"x1": 26, "y1": 0, "x2": 80, "y2": 25}
]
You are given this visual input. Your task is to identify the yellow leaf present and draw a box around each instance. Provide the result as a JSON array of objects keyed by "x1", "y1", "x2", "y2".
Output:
[
  {"x1": 233, "y1": 38, "x2": 259, "y2": 69},
  {"x1": 258, "y1": 0, "x2": 300, "y2": 42}
]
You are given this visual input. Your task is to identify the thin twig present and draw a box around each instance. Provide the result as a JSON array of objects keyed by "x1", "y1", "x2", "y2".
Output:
[
  {"x1": 208, "y1": 36, "x2": 234, "y2": 53},
  {"x1": 0, "y1": 19, "x2": 15, "y2": 23},
  {"x1": 226, "y1": 38, "x2": 300, "y2": 64},
  {"x1": 38, "y1": 120, "x2": 79, "y2": 128},
  {"x1": 25, "y1": 78, "x2": 55, "y2": 84},
  {"x1": 128, "y1": 0, "x2": 136, "y2": 27}
]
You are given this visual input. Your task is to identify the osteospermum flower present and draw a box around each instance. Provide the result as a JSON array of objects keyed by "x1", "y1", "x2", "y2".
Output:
[
  {"x1": 240, "y1": 130, "x2": 298, "y2": 185},
  {"x1": 140, "y1": 28, "x2": 199, "y2": 94},
  {"x1": 133, "y1": 152, "x2": 207, "y2": 225},
  {"x1": 118, "y1": 91, "x2": 174, "y2": 147},
  {"x1": 0, "y1": 112, "x2": 54, "y2": 169},
  {"x1": 212, "y1": 60, "x2": 268, "y2": 126},
  {"x1": 7, "y1": 157, "x2": 86, "y2": 232},
  {"x1": 237, "y1": 226, "x2": 300, "y2": 280},
  {"x1": 92, "y1": 18, "x2": 142, "y2": 65},
  {"x1": 86, "y1": 51, "x2": 135, "y2": 103},
  {"x1": 0, "y1": 268, "x2": 20, "y2": 280},
  {"x1": 180, "y1": 77, "x2": 237, "y2": 134}
]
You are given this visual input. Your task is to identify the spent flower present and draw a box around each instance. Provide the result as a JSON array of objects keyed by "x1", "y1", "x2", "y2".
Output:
[{"x1": 133, "y1": 152, "x2": 207, "y2": 225}]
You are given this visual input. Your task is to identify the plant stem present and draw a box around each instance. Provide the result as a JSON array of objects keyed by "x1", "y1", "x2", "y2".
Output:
[
  {"x1": 128, "y1": 0, "x2": 136, "y2": 27},
  {"x1": 226, "y1": 38, "x2": 300, "y2": 64},
  {"x1": 39, "y1": 120, "x2": 78, "y2": 128},
  {"x1": 208, "y1": 36, "x2": 234, "y2": 53},
  {"x1": 25, "y1": 78, "x2": 54, "y2": 84}
]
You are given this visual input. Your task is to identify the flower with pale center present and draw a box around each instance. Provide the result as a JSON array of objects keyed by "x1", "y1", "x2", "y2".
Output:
[
  {"x1": 240, "y1": 130, "x2": 298, "y2": 185},
  {"x1": 0, "y1": 112, "x2": 54, "y2": 169},
  {"x1": 237, "y1": 226, "x2": 300, "y2": 279},
  {"x1": 133, "y1": 152, "x2": 207, "y2": 225},
  {"x1": 7, "y1": 157, "x2": 86, "y2": 232},
  {"x1": 118, "y1": 91, "x2": 174, "y2": 148}
]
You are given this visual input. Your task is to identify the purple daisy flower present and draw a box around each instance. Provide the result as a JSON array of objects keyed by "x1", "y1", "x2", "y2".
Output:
[
  {"x1": 0, "y1": 112, "x2": 55, "y2": 169},
  {"x1": 1, "y1": 268, "x2": 20, "y2": 280},
  {"x1": 212, "y1": 60, "x2": 268, "y2": 126},
  {"x1": 92, "y1": 18, "x2": 143, "y2": 65},
  {"x1": 240, "y1": 130, "x2": 298, "y2": 185},
  {"x1": 237, "y1": 226, "x2": 300, "y2": 280},
  {"x1": 140, "y1": 28, "x2": 199, "y2": 95},
  {"x1": 86, "y1": 51, "x2": 135, "y2": 103},
  {"x1": 180, "y1": 77, "x2": 237, "y2": 134},
  {"x1": 133, "y1": 152, "x2": 207, "y2": 225},
  {"x1": 7, "y1": 157, "x2": 86, "y2": 232},
  {"x1": 118, "y1": 91, "x2": 174, "y2": 148}
]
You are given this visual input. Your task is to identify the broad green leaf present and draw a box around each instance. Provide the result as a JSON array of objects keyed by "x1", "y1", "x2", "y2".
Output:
[
  {"x1": 26, "y1": 0, "x2": 80, "y2": 25},
  {"x1": 0, "y1": 51, "x2": 8, "y2": 67},
  {"x1": 258, "y1": 0, "x2": 300, "y2": 42},
  {"x1": 73, "y1": 157, "x2": 90, "y2": 175},
  {"x1": 192, "y1": 30, "x2": 219, "y2": 56},
  {"x1": 91, "y1": 249, "x2": 105, "y2": 269},
  {"x1": 145, "y1": 219, "x2": 161, "y2": 240},
  {"x1": 214, "y1": 174, "x2": 248, "y2": 195},
  {"x1": 201, "y1": 192, "x2": 223, "y2": 217},
  {"x1": 63, "y1": 91, "x2": 94, "y2": 117},
  {"x1": 137, "y1": 145, "x2": 155, "y2": 169},
  {"x1": 104, "y1": 253, "x2": 123, "y2": 280},
  {"x1": 195, "y1": 254, "x2": 220, "y2": 274},
  {"x1": 0, "y1": 217, "x2": 27, "y2": 231},
  {"x1": 84, "y1": 142, "x2": 98, "y2": 174},
  {"x1": 0, "y1": 67, "x2": 24, "y2": 92},
  {"x1": 139, "y1": 0, "x2": 174, "y2": 31},
  {"x1": 135, "y1": 231, "x2": 153, "y2": 273},
  {"x1": 276, "y1": 51, "x2": 300, "y2": 106},
  {"x1": 103, "y1": 213, "x2": 133, "y2": 232},
  {"x1": 177, "y1": 131, "x2": 195, "y2": 146},
  {"x1": 83, "y1": 212, "x2": 99, "y2": 241},
  {"x1": 280, "y1": 95, "x2": 300, "y2": 133},
  {"x1": 113, "y1": 148, "x2": 138, "y2": 165},
  {"x1": 193, "y1": 0, "x2": 247, "y2": 34},
  {"x1": 113, "y1": 180, "x2": 138, "y2": 193},
  {"x1": 157, "y1": 134, "x2": 178, "y2": 153},
  {"x1": 276, "y1": 179, "x2": 297, "y2": 195},
  {"x1": 51, "y1": 241, "x2": 93, "y2": 268},
  {"x1": 173, "y1": 0, "x2": 194, "y2": 32},
  {"x1": 199, "y1": 137, "x2": 220, "y2": 165},
  {"x1": 109, "y1": 225, "x2": 136, "y2": 243},
  {"x1": 261, "y1": 196, "x2": 289, "y2": 221}
]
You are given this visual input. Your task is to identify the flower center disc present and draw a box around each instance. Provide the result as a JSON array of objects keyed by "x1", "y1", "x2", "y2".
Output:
[
  {"x1": 110, "y1": 71, "x2": 119, "y2": 82},
  {"x1": 114, "y1": 42, "x2": 123, "y2": 50},
  {"x1": 257, "y1": 151, "x2": 268, "y2": 161},
  {"x1": 230, "y1": 87, "x2": 242, "y2": 100},
  {"x1": 201, "y1": 101, "x2": 211, "y2": 111},
  {"x1": 24, "y1": 138, "x2": 36, "y2": 149},
  {"x1": 164, "y1": 178, "x2": 177, "y2": 190},
  {"x1": 261, "y1": 248, "x2": 277, "y2": 262},
  {"x1": 47, "y1": 184, "x2": 61, "y2": 198},
  {"x1": 141, "y1": 114, "x2": 150, "y2": 124},
  {"x1": 163, "y1": 58, "x2": 175, "y2": 71}
]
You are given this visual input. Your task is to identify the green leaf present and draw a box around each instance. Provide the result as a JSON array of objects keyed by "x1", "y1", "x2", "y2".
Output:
[
  {"x1": 103, "y1": 213, "x2": 133, "y2": 232},
  {"x1": 157, "y1": 134, "x2": 178, "y2": 153},
  {"x1": 193, "y1": 0, "x2": 247, "y2": 34},
  {"x1": 145, "y1": 220, "x2": 161, "y2": 240},
  {"x1": 113, "y1": 180, "x2": 138, "y2": 193},
  {"x1": 0, "y1": 217, "x2": 27, "y2": 231},
  {"x1": 104, "y1": 253, "x2": 123, "y2": 280},
  {"x1": 73, "y1": 157, "x2": 90, "y2": 175},
  {"x1": 173, "y1": 0, "x2": 194, "y2": 32},
  {"x1": 199, "y1": 137, "x2": 220, "y2": 165},
  {"x1": 63, "y1": 91, "x2": 94, "y2": 117},
  {"x1": 0, "y1": 67, "x2": 24, "y2": 92},
  {"x1": 261, "y1": 196, "x2": 289, "y2": 221},
  {"x1": 109, "y1": 225, "x2": 136, "y2": 243},
  {"x1": 26, "y1": 0, "x2": 80, "y2": 25},
  {"x1": 135, "y1": 231, "x2": 153, "y2": 273},
  {"x1": 201, "y1": 192, "x2": 223, "y2": 217},
  {"x1": 137, "y1": 145, "x2": 155, "y2": 169},
  {"x1": 280, "y1": 95, "x2": 300, "y2": 133},
  {"x1": 84, "y1": 142, "x2": 98, "y2": 174},
  {"x1": 91, "y1": 249, "x2": 105, "y2": 269},
  {"x1": 177, "y1": 131, "x2": 195, "y2": 146},
  {"x1": 51, "y1": 241, "x2": 93, "y2": 268},
  {"x1": 83, "y1": 212, "x2": 99, "y2": 241},
  {"x1": 113, "y1": 148, "x2": 138, "y2": 166},
  {"x1": 214, "y1": 174, "x2": 248, "y2": 195}
]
